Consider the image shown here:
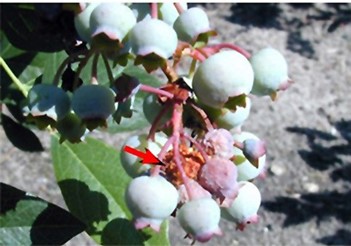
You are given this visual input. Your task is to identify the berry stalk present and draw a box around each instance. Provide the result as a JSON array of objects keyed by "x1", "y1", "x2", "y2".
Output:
[
  {"x1": 150, "y1": 3, "x2": 158, "y2": 19},
  {"x1": 171, "y1": 103, "x2": 194, "y2": 199}
]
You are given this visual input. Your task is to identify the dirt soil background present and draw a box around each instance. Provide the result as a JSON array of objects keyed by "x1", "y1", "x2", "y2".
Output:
[{"x1": 1, "y1": 3, "x2": 351, "y2": 246}]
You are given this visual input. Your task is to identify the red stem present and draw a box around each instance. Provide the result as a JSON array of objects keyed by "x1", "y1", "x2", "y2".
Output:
[
  {"x1": 139, "y1": 84, "x2": 174, "y2": 99},
  {"x1": 190, "y1": 102, "x2": 214, "y2": 131},
  {"x1": 147, "y1": 101, "x2": 172, "y2": 141},
  {"x1": 172, "y1": 103, "x2": 194, "y2": 198},
  {"x1": 150, "y1": 135, "x2": 175, "y2": 177},
  {"x1": 174, "y1": 3, "x2": 184, "y2": 14},
  {"x1": 150, "y1": 3, "x2": 158, "y2": 19},
  {"x1": 208, "y1": 43, "x2": 251, "y2": 59},
  {"x1": 234, "y1": 141, "x2": 244, "y2": 150},
  {"x1": 189, "y1": 49, "x2": 207, "y2": 62}
]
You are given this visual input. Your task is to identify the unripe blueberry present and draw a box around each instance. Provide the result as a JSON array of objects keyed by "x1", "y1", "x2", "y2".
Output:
[
  {"x1": 198, "y1": 157, "x2": 238, "y2": 207},
  {"x1": 202, "y1": 128, "x2": 234, "y2": 159},
  {"x1": 24, "y1": 84, "x2": 70, "y2": 121},
  {"x1": 250, "y1": 47, "x2": 290, "y2": 97},
  {"x1": 89, "y1": 3, "x2": 136, "y2": 43},
  {"x1": 142, "y1": 94, "x2": 172, "y2": 125},
  {"x1": 232, "y1": 131, "x2": 266, "y2": 181},
  {"x1": 129, "y1": 18, "x2": 177, "y2": 59},
  {"x1": 74, "y1": 3, "x2": 99, "y2": 43},
  {"x1": 177, "y1": 198, "x2": 222, "y2": 242},
  {"x1": 205, "y1": 97, "x2": 251, "y2": 131},
  {"x1": 72, "y1": 85, "x2": 116, "y2": 120},
  {"x1": 158, "y1": 3, "x2": 188, "y2": 26},
  {"x1": 120, "y1": 132, "x2": 169, "y2": 177},
  {"x1": 56, "y1": 113, "x2": 87, "y2": 143},
  {"x1": 173, "y1": 7, "x2": 211, "y2": 43},
  {"x1": 178, "y1": 180, "x2": 211, "y2": 204},
  {"x1": 193, "y1": 51, "x2": 254, "y2": 109},
  {"x1": 242, "y1": 138, "x2": 266, "y2": 167},
  {"x1": 125, "y1": 175, "x2": 178, "y2": 232},
  {"x1": 221, "y1": 181, "x2": 261, "y2": 230}
]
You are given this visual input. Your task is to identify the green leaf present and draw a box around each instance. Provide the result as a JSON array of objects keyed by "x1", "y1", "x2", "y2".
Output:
[
  {"x1": 0, "y1": 182, "x2": 85, "y2": 245},
  {"x1": 123, "y1": 65, "x2": 163, "y2": 88},
  {"x1": 51, "y1": 135, "x2": 170, "y2": 245},
  {"x1": 1, "y1": 113, "x2": 44, "y2": 152},
  {"x1": 108, "y1": 96, "x2": 149, "y2": 133},
  {"x1": 107, "y1": 65, "x2": 163, "y2": 133},
  {"x1": 0, "y1": 30, "x2": 25, "y2": 60},
  {"x1": 233, "y1": 155, "x2": 246, "y2": 165},
  {"x1": 1, "y1": 4, "x2": 75, "y2": 52},
  {"x1": 224, "y1": 94, "x2": 247, "y2": 111}
]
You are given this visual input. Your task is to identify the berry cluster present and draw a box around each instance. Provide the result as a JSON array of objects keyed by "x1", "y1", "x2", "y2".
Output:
[{"x1": 22, "y1": 3, "x2": 292, "y2": 243}]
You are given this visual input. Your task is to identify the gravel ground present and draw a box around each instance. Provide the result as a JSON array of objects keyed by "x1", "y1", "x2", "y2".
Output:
[{"x1": 1, "y1": 3, "x2": 351, "y2": 246}]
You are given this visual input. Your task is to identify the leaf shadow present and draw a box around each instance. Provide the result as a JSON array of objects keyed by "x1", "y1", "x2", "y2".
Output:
[
  {"x1": 30, "y1": 203, "x2": 85, "y2": 245},
  {"x1": 306, "y1": 3, "x2": 351, "y2": 33},
  {"x1": 0, "y1": 182, "x2": 27, "y2": 215},
  {"x1": 264, "y1": 119, "x2": 351, "y2": 245},
  {"x1": 225, "y1": 3, "x2": 283, "y2": 29},
  {"x1": 286, "y1": 120, "x2": 351, "y2": 171},
  {"x1": 101, "y1": 218, "x2": 151, "y2": 245},
  {"x1": 262, "y1": 190, "x2": 351, "y2": 227},
  {"x1": 225, "y1": 3, "x2": 318, "y2": 58},
  {"x1": 58, "y1": 179, "x2": 111, "y2": 236},
  {"x1": 0, "y1": 183, "x2": 85, "y2": 245},
  {"x1": 316, "y1": 229, "x2": 351, "y2": 245}
]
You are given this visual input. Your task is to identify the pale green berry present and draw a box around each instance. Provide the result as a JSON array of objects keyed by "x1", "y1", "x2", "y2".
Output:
[
  {"x1": 173, "y1": 7, "x2": 210, "y2": 43},
  {"x1": 158, "y1": 2, "x2": 188, "y2": 26},
  {"x1": 232, "y1": 131, "x2": 266, "y2": 181},
  {"x1": 120, "y1": 132, "x2": 169, "y2": 177},
  {"x1": 24, "y1": 84, "x2": 70, "y2": 121},
  {"x1": 250, "y1": 47, "x2": 290, "y2": 96},
  {"x1": 129, "y1": 18, "x2": 177, "y2": 59},
  {"x1": 125, "y1": 175, "x2": 178, "y2": 232},
  {"x1": 178, "y1": 198, "x2": 222, "y2": 242},
  {"x1": 204, "y1": 97, "x2": 252, "y2": 130},
  {"x1": 56, "y1": 113, "x2": 87, "y2": 143},
  {"x1": 74, "y1": 3, "x2": 99, "y2": 43},
  {"x1": 221, "y1": 181, "x2": 261, "y2": 229},
  {"x1": 89, "y1": 3, "x2": 136, "y2": 42},
  {"x1": 72, "y1": 85, "x2": 116, "y2": 120},
  {"x1": 193, "y1": 51, "x2": 254, "y2": 109}
]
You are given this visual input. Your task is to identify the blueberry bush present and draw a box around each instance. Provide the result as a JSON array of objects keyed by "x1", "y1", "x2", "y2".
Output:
[{"x1": 0, "y1": 3, "x2": 292, "y2": 245}]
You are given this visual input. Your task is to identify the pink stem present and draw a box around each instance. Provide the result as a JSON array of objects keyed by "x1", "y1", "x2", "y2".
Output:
[
  {"x1": 182, "y1": 133, "x2": 209, "y2": 162},
  {"x1": 174, "y1": 3, "x2": 184, "y2": 14},
  {"x1": 147, "y1": 101, "x2": 172, "y2": 141},
  {"x1": 150, "y1": 135, "x2": 175, "y2": 177},
  {"x1": 190, "y1": 103, "x2": 214, "y2": 131},
  {"x1": 139, "y1": 84, "x2": 174, "y2": 99},
  {"x1": 234, "y1": 141, "x2": 244, "y2": 150},
  {"x1": 172, "y1": 103, "x2": 194, "y2": 198},
  {"x1": 91, "y1": 52, "x2": 100, "y2": 84},
  {"x1": 208, "y1": 43, "x2": 251, "y2": 59},
  {"x1": 150, "y1": 3, "x2": 158, "y2": 19},
  {"x1": 190, "y1": 49, "x2": 207, "y2": 62}
]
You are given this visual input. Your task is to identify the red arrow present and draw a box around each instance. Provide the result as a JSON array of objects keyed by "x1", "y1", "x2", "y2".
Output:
[{"x1": 123, "y1": 145, "x2": 164, "y2": 165}]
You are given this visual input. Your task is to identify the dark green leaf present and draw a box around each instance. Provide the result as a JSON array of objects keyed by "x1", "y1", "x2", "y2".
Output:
[
  {"x1": 51, "y1": 135, "x2": 170, "y2": 245},
  {"x1": 107, "y1": 65, "x2": 163, "y2": 133},
  {"x1": 224, "y1": 94, "x2": 247, "y2": 111},
  {"x1": 1, "y1": 4, "x2": 76, "y2": 52},
  {"x1": 0, "y1": 182, "x2": 85, "y2": 245},
  {"x1": 0, "y1": 30, "x2": 26, "y2": 59},
  {"x1": 1, "y1": 114, "x2": 44, "y2": 152},
  {"x1": 108, "y1": 96, "x2": 149, "y2": 133}
]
